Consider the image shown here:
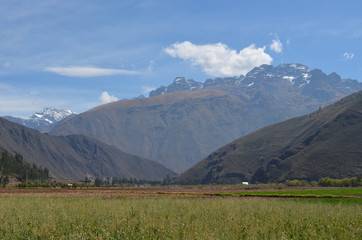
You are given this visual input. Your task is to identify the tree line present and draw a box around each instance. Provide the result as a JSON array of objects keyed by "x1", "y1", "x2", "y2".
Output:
[
  {"x1": 285, "y1": 177, "x2": 362, "y2": 187},
  {"x1": 92, "y1": 175, "x2": 172, "y2": 187},
  {"x1": 0, "y1": 151, "x2": 49, "y2": 185}
]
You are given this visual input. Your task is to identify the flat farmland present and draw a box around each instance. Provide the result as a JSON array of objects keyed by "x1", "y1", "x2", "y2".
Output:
[{"x1": 1, "y1": 186, "x2": 361, "y2": 239}]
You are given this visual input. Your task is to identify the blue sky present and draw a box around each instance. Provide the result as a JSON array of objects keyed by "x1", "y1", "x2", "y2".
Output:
[{"x1": 1, "y1": 0, "x2": 362, "y2": 117}]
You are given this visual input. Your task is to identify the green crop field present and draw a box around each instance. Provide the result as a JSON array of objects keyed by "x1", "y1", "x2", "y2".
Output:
[
  {"x1": 0, "y1": 187, "x2": 362, "y2": 239},
  {"x1": 224, "y1": 188, "x2": 362, "y2": 198}
]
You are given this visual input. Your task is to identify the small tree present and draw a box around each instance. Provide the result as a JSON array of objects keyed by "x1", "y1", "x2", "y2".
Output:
[{"x1": 94, "y1": 178, "x2": 102, "y2": 187}]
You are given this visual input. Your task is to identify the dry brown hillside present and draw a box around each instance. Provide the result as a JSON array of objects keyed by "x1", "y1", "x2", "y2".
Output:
[{"x1": 176, "y1": 91, "x2": 362, "y2": 184}]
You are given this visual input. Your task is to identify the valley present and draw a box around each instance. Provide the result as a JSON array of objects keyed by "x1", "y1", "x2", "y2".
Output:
[
  {"x1": 2, "y1": 2, "x2": 362, "y2": 239},
  {"x1": 50, "y1": 63, "x2": 362, "y2": 173},
  {"x1": 1, "y1": 63, "x2": 362, "y2": 184}
]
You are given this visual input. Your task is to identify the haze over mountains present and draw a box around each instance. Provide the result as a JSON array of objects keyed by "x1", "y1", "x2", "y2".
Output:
[
  {"x1": 0, "y1": 117, "x2": 175, "y2": 180},
  {"x1": 176, "y1": 91, "x2": 362, "y2": 184},
  {"x1": 51, "y1": 63, "x2": 362, "y2": 173}
]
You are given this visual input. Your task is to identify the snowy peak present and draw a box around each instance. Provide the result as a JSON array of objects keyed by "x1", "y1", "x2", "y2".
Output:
[
  {"x1": 245, "y1": 63, "x2": 311, "y2": 87},
  {"x1": 30, "y1": 108, "x2": 75, "y2": 123},
  {"x1": 147, "y1": 63, "x2": 362, "y2": 104},
  {"x1": 149, "y1": 77, "x2": 203, "y2": 97},
  {"x1": 2, "y1": 108, "x2": 76, "y2": 132},
  {"x1": 276, "y1": 63, "x2": 311, "y2": 87}
]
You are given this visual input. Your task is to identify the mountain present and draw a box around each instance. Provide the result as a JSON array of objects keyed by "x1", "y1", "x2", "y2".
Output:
[
  {"x1": 149, "y1": 77, "x2": 203, "y2": 97},
  {"x1": 51, "y1": 63, "x2": 362, "y2": 173},
  {"x1": 0, "y1": 117, "x2": 175, "y2": 180},
  {"x1": 176, "y1": 91, "x2": 362, "y2": 184},
  {"x1": 3, "y1": 108, "x2": 76, "y2": 132},
  {"x1": 150, "y1": 64, "x2": 361, "y2": 99}
]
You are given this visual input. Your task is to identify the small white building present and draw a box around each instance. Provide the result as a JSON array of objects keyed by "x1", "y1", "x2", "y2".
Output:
[{"x1": 242, "y1": 182, "x2": 249, "y2": 185}]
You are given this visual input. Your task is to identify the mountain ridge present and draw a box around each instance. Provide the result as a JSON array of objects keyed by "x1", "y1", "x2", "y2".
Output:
[
  {"x1": 175, "y1": 91, "x2": 362, "y2": 184},
  {"x1": 149, "y1": 63, "x2": 360, "y2": 98},
  {"x1": 51, "y1": 63, "x2": 362, "y2": 173},
  {"x1": 0, "y1": 117, "x2": 175, "y2": 180}
]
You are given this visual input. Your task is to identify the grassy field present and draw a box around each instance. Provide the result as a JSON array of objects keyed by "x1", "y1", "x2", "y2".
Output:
[
  {"x1": 0, "y1": 187, "x2": 361, "y2": 239},
  {"x1": 223, "y1": 188, "x2": 362, "y2": 198}
]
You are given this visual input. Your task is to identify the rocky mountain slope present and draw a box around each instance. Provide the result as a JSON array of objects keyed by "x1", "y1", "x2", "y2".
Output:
[
  {"x1": 3, "y1": 108, "x2": 76, "y2": 132},
  {"x1": 51, "y1": 63, "x2": 362, "y2": 173},
  {"x1": 150, "y1": 64, "x2": 361, "y2": 100},
  {"x1": 176, "y1": 91, "x2": 362, "y2": 184},
  {"x1": 149, "y1": 77, "x2": 203, "y2": 97},
  {"x1": 0, "y1": 117, "x2": 175, "y2": 180}
]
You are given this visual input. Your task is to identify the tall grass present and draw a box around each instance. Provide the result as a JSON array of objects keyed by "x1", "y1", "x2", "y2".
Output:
[{"x1": 0, "y1": 196, "x2": 361, "y2": 239}]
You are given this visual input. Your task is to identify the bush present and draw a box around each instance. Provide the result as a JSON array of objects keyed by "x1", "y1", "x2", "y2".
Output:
[
  {"x1": 285, "y1": 177, "x2": 362, "y2": 187},
  {"x1": 318, "y1": 177, "x2": 362, "y2": 187},
  {"x1": 285, "y1": 179, "x2": 310, "y2": 187}
]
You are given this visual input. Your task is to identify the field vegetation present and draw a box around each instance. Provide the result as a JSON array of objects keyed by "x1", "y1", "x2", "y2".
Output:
[
  {"x1": 224, "y1": 188, "x2": 362, "y2": 200},
  {"x1": 284, "y1": 177, "x2": 362, "y2": 187},
  {"x1": 0, "y1": 186, "x2": 361, "y2": 239}
]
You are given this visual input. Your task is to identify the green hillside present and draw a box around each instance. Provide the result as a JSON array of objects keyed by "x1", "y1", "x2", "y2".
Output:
[{"x1": 0, "y1": 148, "x2": 49, "y2": 185}]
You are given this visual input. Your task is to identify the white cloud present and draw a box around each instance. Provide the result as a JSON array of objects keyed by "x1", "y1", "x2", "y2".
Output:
[
  {"x1": 44, "y1": 66, "x2": 140, "y2": 77},
  {"x1": 164, "y1": 41, "x2": 272, "y2": 77},
  {"x1": 99, "y1": 91, "x2": 118, "y2": 104},
  {"x1": 343, "y1": 52, "x2": 354, "y2": 60},
  {"x1": 270, "y1": 39, "x2": 283, "y2": 53},
  {"x1": 142, "y1": 86, "x2": 156, "y2": 95}
]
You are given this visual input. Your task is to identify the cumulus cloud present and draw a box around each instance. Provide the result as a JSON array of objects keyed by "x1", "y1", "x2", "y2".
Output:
[
  {"x1": 164, "y1": 41, "x2": 272, "y2": 77},
  {"x1": 270, "y1": 39, "x2": 283, "y2": 53},
  {"x1": 44, "y1": 66, "x2": 140, "y2": 77},
  {"x1": 343, "y1": 52, "x2": 354, "y2": 60},
  {"x1": 99, "y1": 91, "x2": 118, "y2": 104}
]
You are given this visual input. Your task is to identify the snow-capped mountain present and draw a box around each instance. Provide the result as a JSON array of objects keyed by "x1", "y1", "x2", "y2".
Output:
[
  {"x1": 149, "y1": 63, "x2": 361, "y2": 100},
  {"x1": 242, "y1": 63, "x2": 311, "y2": 87},
  {"x1": 51, "y1": 63, "x2": 362, "y2": 173},
  {"x1": 30, "y1": 108, "x2": 74, "y2": 124},
  {"x1": 3, "y1": 108, "x2": 76, "y2": 132}
]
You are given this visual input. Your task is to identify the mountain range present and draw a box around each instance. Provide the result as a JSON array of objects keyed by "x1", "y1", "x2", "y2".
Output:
[
  {"x1": 3, "y1": 108, "x2": 76, "y2": 132},
  {"x1": 0, "y1": 117, "x2": 175, "y2": 180},
  {"x1": 51, "y1": 63, "x2": 362, "y2": 173},
  {"x1": 176, "y1": 91, "x2": 362, "y2": 184},
  {"x1": 149, "y1": 64, "x2": 361, "y2": 100}
]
